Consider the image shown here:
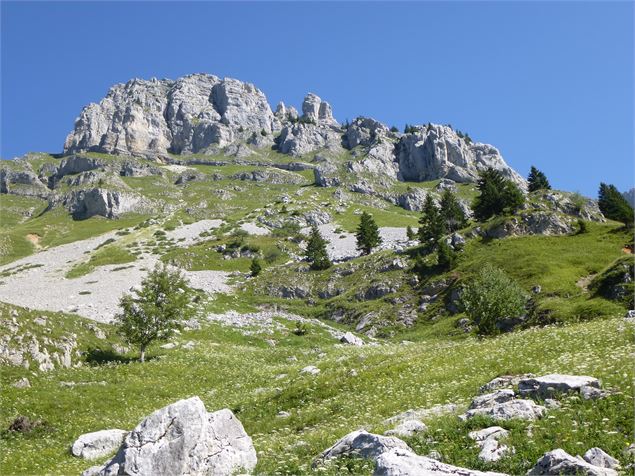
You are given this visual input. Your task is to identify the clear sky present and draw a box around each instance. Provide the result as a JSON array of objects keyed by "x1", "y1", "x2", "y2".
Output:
[{"x1": 1, "y1": 1, "x2": 633, "y2": 196}]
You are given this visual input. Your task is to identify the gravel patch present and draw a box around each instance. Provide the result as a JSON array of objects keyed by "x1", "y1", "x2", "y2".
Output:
[{"x1": 0, "y1": 220, "x2": 229, "y2": 323}]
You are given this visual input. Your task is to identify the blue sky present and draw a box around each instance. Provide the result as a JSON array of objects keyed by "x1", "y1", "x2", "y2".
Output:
[{"x1": 1, "y1": 1, "x2": 633, "y2": 196}]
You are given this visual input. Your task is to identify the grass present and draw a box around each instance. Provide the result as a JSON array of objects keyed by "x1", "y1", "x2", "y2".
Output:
[
  {"x1": 0, "y1": 302, "x2": 632, "y2": 475},
  {"x1": 66, "y1": 245, "x2": 137, "y2": 279}
]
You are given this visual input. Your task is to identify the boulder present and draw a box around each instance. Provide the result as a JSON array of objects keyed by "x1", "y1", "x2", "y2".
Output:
[
  {"x1": 71, "y1": 429, "x2": 128, "y2": 460},
  {"x1": 374, "y1": 448, "x2": 508, "y2": 476},
  {"x1": 468, "y1": 427, "x2": 511, "y2": 463},
  {"x1": 385, "y1": 419, "x2": 427, "y2": 438},
  {"x1": 340, "y1": 332, "x2": 364, "y2": 346},
  {"x1": 518, "y1": 374, "x2": 601, "y2": 398},
  {"x1": 462, "y1": 399, "x2": 546, "y2": 421},
  {"x1": 90, "y1": 397, "x2": 256, "y2": 476},
  {"x1": 12, "y1": 377, "x2": 31, "y2": 389},
  {"x1": 301, "y1": 365, "x2": 320, "y2": 375},
  {"x1": 583, "y1": 448, "x2": 620, "y2": 469},
  {"x1": 314, "y1": 430, "x2": 411, "y2": 466},
  {"x1": 468, "y1": 389, "x2": 515, "y2": 410},
  {"x1": 527, "y1": 449, "x2": 617, "y2": 476},
  {"x1": 479, "y1": 374, "x2": 534, "y2": 394}
]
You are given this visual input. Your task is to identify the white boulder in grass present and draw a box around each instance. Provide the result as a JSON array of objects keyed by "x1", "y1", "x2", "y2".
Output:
[
  {"x1": 340, "y1": 331, "x2": 364, "y2": 346},
  {"x1": 518, "y1": 374, "x2": 601, "y2": 398},
  {"x1": 313, "y1": 430, "x2": 411, "y2": 466},
  {"x1": 583, "y1": 447, "x2": 621, "y2": 470},
  {"x1": 527, "y1": 449, "x2": 618, "y2": 476},
  {"x1": 71, "y1": 429, "x2": 128, "y2": 460},
  {"x1": 86, "y1": 397, "x2": 257, "y2": 476},
  {"x1": 469, "y1": 427, "x2": 512, "y2": 463}
]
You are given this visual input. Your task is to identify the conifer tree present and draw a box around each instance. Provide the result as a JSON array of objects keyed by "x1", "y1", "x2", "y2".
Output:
[
  {"x1": 305, "y1": 226, "x2": 332, "y2": 270},
  {"x1": 472, "y1": 168, "x2": 525, "y2": 221},
  {"x1": 250, "y1": 258, "x2": 262, "y2": 277},
  {"x1": 527, "y1": 166, "x2": 551, "y2": 192},
  {"x1": 356, "y1": 211, "x2": 382, "y2": 255},
  {"x1": 418, "y1": 194, "x2": 446, "y2": 245},
  {"x1": 436, "y1": 239, "x2": 457, "y2": 271},
  {"x1": 406, "y1": 225, "x2": 417, "y2": 241},
  {"x1": 439, "y1": 189, "x2": 467, "y2": 232},
  {"x1": 598, "y1": 183, "x2": 634, "y2": 227}
]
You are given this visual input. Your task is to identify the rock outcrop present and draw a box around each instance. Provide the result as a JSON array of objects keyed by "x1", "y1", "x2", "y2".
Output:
[
  {"x1": 64, "y1": 74, "x2": 276, "y2": 157},
  {"x1": 518, "y1": 374, "x2": 601, "y2": 399},
  {"x1": 396, "y1": 124, "x2": 524, "y2": 187},
  {"x1": 62, "y1": 188, "x2": 150, "y2": 219},
  {"x1": 314, "y1": 430, "x2": 412, "y2": 466},
  {"x1": 89, "y1": 397, "x2": 257, "y2": 476}
]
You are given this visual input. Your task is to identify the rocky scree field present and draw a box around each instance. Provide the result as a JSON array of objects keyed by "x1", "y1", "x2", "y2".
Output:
[{"x1": 0, "y1": 73, "x2": 633, "y2": 475}]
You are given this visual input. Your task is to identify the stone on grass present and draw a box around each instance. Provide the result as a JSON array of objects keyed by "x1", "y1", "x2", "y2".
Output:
[
  {"x1": 479, "y1": 374, "x2": 533, "y2": 393},
  {"x1": 469, "y1": 390, "x2": 515, "y2": 410},
  {"x1": 340, "y1": 332, "x2": 364, "y2": 346},
  {"x1": 12, "y1": 377, "x2": 31, "y2": 388},
  {"x1": 89, "y1": 397, "x2": 256, "y2": 476},
  {"x1": 469, "y1": 427, "x2": 511, "y2": 463},
  {"x1": 314, "y1": 430, "x2": 411, "y2": 466},
  {"x1": 385, "y1": 419, "x2": 427, "y2": 438},
  {"x1": 518, "y1": 374, "x2": 600, "y2": 398},
  {"x1": 71, "y1": 429, "x2": 128, "y2": 460},
  {"x1": 301, "y1": 365, "x2": 320, "y2": 375},
  {"x1": 527, "y1": 449, "x2": 617, "y2": 476},
  {"x1": 583, "y1": 448, "x2": 620, "y2": 469},
  {"x1": 374, "y1": 448, "x2": 508, "y2": 476}
]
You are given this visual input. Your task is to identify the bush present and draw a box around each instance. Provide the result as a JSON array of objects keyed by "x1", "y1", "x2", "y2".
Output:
[
  {"x1": 293, "y1": 322, "x2": 308, "y2": 336},
  {"x1": 459, "y1": 264, "x2": 528, "y2": 335},
  {"x1": 576, "y1": 219, "x2": 589, "y2": 234}
]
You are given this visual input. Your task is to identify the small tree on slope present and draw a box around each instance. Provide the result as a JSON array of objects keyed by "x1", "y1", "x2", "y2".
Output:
[
  {"x1": 356, "y1": 211, "x2": 382, "y2": 255},
  {"x1": 439, "y1": 189, "x2": 467, "y2": 232},
  {"x1": 472, "y1": 168, "x2": 525, "y2": 221},
  {"x1": 305, "y1": 226, "x2": 332, "y2": 270},
  {"x1": 116, "y1": 264, "x2": 194, "y2": 362},
  {"x1": 418, "y1": 194, "x2": 445, "y2": 246},
  {"x1": 527, "y1": 166, "x2": 551, "y2": 192}
]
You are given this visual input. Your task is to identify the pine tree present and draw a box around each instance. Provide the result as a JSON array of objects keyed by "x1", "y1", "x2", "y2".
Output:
[
  {"x1": 472, "y1": 168, "x2": 525, "y2": 221},
  {"x1": 305, "y1": 226, "x2": 332, "y2": 270},
  {"x1": 356, "y1": 211, "x2": 382, "y2": 255},
  {"x1": 406, "y1": 225, "x2": 417, "y2": 241},
  {"x1": 439, "y1": 189, "x2": 467, "y2": 232},
  {"x1": 250, "y1": 258, "x2": 262, "y2": 277},
  {"x1": 418, "y1": 194, "x2": 446, "y2": 246},
  {"x1": 598, "y1": 183, "x2": 634, "y2": 227},
  {"x1": 527, "y1": 166, "x2": 551, "y2": 192}
]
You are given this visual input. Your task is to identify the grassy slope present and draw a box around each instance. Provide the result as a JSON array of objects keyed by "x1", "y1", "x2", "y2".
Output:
[{"x1": 0, "y1": 302, "x2": 632, "y2": 475}]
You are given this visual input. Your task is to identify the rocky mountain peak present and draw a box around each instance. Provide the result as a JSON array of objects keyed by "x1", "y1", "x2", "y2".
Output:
[{"x1": 301, "y1": 93, "x2": 338, "y2": 126}]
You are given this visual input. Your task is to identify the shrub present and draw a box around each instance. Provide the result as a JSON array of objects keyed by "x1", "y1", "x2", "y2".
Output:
[
  {"x1": 250, "y1": 258, "x2": 262, "y2": 277},
  {"x1": 459, "y1": 264, "x2": 528, "y2": 335},
  {"x1": 390, "y1": 126, "x2": 399, "y2": 133},
  {"x1": 576, "y1": 219, "x2": 589, "y2": 234},
  {"x1": 293, "y1": 322, "x2": 308, "y2": 336},
  {"x1": 116, "y1": 264, "x2": 194, "y2": 362}
]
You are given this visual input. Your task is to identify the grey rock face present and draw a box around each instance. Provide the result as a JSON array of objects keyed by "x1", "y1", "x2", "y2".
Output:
[
  {"x1": 314, "y1": 430, "x2": 411, "y2": 466},
  {"x1": 396, "y1": 188, "x2": 431, "y2": 212},
  {"x1": 63, "y1": 188, "x2": 150, "y2": 219},
  {"x1": 64, "y1": 74, "x2": 275, "y2": 157},
  {"x1": 71, "y1": 429, "x2": 127, "y2": 460},
  {"x1": 583, "y1": 448, "x2": 620, "y2": 469},
  {"x1": 396, "y1": 124, "x2": 524, "y2": 187},
  {"x1": 518, "y1": 374, "x2": 601, "y2": 398},
  {"x1": 0, "y1": 168, "x2": 50, "y2": 198},
  {"x1": 232, "y1": 169, "x2": 306, "y2": 185},
  {"x1": 374, "y1": 448, "x2": 508, "y2": 476},
  {"x1": 527, "y1": 449, "x2": 617, "y2": 476},
  {"x1": 344, "y1": 117, "x2": 391, "y2": 149},
  {"x1": 92, "y1": 397, "x2": 256, "y2": 476},
  {"x1": 302, "y1": 93, "x2": 337, "y2": 126},
  {"x1": 276, "y1": 122, "x2": 343, "y2": 156},
  {"x1": 468, "y1": 390, "x2": 516, "y2": 410}
]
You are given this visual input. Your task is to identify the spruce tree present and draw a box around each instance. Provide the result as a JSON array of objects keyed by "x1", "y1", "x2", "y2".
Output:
[
  {"x1": 439, "y1": 189, "x2": 467, "y2": 232},
  {"x1": 527, "y1": 166, "x2": 551, "y2": 192},
  {"x1": 305, "y1": 226, "x2": 332, "y2": 270},
  {"x1": 418, "y1": 194, "x2": 446, "y2": 245},
  {"x1": 598, "y1": 183, "x2": 634, "y2": 227},
  {"x1": 436, "y1": 239, "x2": 457, "y2": 271},
  {"x1": 250, "y1": 258, "x2": 262, "y2": 277},
  {"x1": 356, "y1": 211, "x2": 382, "y2": 255},
  {"x1": 472, "y1": 168, "x2": 525, "y2": 221},
  {"x1": 406, "y1": 225, "x2": 417, "y2": 241}
]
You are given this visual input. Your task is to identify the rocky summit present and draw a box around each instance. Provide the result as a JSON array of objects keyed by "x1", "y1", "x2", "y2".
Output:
[{"x1": 1, "y1": 71, "x2": 633, "y2": 476}]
